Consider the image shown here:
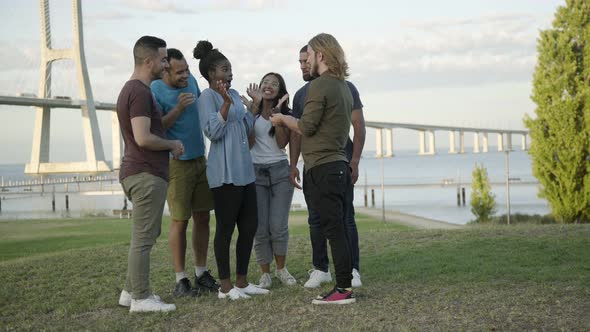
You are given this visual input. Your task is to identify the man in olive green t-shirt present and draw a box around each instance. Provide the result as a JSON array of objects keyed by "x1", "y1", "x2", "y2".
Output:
[{"x1": 270, "y1": 33, "x2": 355, "y2": 305}]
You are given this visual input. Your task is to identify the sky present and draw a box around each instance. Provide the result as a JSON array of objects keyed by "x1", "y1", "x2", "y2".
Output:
[{"x1": 0, "y1": 0, "x2": 565, "y2": 164}]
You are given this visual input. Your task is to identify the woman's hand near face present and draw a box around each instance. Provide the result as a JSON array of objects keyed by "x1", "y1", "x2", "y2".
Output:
[{"x1": 216, "y1": 80, "x2": 233, "y2": 105}]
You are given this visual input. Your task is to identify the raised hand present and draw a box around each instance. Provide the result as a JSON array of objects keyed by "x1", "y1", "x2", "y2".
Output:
[
  {"x1": 273, "y1": 93, "x2": 289, "y2": 113},
  {"x1": 246, "y1": 83, "x2": 263, "y2": 106},
  {"x1": 216, "y1": 80, "x2": 233, "y2": 105}
]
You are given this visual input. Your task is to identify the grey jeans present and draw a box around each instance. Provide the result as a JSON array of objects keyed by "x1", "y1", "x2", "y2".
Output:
[
  {"x1": 253, "y1": 160, "x2": 294, "y2": 265},
  {"x1": 121, "y1": 172, "x2": 168, "y2": 299}
]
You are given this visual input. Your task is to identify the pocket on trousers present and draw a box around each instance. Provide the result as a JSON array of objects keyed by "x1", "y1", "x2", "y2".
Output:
[
  {"x1": 270, "y1": 161, "x2": 290, "y2": 182},
  {"x1": 325, "y1": 170, "x2": 346, "y2": 185}
]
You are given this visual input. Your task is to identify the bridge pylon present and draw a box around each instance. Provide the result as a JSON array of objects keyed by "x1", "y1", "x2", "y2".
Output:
[{"x1": 25, "y1": 0, "x2": 110, "y2": 174}]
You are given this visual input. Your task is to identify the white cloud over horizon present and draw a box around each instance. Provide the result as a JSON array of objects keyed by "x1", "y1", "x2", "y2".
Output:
[
  {"x1": 120, "y1": 0, "x2": 283, "y2": 14},
  {"x1": 0, "y1": 0, "x2": 564, "y2": 164}
]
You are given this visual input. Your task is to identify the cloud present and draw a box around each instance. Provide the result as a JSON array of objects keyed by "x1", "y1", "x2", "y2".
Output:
[
  {"x1": 87, "y1": 10, "x2": 133, "y2": 21},
  {"x1": 401, "y1": 12, "x2": 536, "y2": 31},
  {"x1": 1, "y1": 11, "x2": 546, "y2": 103},
  {"x1": 0, "y1": 41, "x2": 40, "y2": 71},
  {"x1": 121, "y1": 0, "x2": 193, "y2": 12},
  {"x1": 120, "y1": 0, "x2": 283, "y2": 13},
  {"x1": 206, "y1": 0, "x2": 284, "y2": 11},
  {"x1": 344, "y1": 13, "x2": 542, "y2": 91}
]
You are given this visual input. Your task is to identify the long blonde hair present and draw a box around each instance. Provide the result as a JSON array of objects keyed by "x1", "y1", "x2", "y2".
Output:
[{"x1": 308, "y1": 33, "x2": 349, "y2": 80}]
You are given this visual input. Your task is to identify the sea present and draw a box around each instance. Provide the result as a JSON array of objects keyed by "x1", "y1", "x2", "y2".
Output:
[{"x1": 0, "y1": 150, "x2": 549, "y2": 224}]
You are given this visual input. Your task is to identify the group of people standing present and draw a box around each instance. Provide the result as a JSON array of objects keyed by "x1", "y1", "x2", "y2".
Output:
[{"x1": 115, "y1": 32, "x2": 365, "y2": 312}]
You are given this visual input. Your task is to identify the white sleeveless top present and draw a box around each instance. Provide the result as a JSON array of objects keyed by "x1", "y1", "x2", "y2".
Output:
[{"x1": 250, "y1": 116, "x2": 288, "y2": 164}]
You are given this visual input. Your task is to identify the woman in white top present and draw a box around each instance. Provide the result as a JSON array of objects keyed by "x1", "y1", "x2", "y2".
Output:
[{"x1": 242, "y1": 72, "x2": 296, "y2": 288}]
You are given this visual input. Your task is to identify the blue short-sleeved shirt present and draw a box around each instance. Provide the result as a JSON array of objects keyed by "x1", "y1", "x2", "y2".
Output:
[{"x1": 151, "y1": 74, "x2": 205, "y2": 160}]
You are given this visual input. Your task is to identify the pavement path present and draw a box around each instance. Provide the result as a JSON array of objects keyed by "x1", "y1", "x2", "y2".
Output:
[{"x1": 355, "y1": 207, "x2": 464, "y2": 230}]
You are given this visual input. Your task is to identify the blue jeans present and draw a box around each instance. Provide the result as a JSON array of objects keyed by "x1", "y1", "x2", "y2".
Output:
[{"x1": 303, "y1": 163, "x2": 360, "y2": 273}]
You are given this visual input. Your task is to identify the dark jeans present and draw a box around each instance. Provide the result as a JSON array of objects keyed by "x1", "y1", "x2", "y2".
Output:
[
  {"x1": 303, "y1": 161, "x2": 352, "y2": 288},
  {"x1": 303, "y1": 165, "x2": 359, "y2": 273},
  {"x1": 211, "y1": 183, "x2": 258, "y2": 280}
]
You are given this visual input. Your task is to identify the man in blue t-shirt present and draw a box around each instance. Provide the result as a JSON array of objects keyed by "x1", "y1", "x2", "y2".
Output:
[
  {"x1": 151, "y1": 49, "x2": 218, "y2": 297},
  {"x1": 290, "y1": 45, "x2": 366, "y2": 289}
]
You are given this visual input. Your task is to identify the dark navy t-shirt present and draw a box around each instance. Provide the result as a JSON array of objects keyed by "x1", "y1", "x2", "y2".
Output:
[{"x1": 292, "y1": 80, "x2": 363, "y2": 161}]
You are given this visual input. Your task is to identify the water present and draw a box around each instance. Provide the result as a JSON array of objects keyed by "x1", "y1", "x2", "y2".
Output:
[
  {"x1": 0, "y1": 150, "x2": 549, "y2": 224},
  {"x1": 353, "y1": 150, "x2": 548, "y2": 224}
]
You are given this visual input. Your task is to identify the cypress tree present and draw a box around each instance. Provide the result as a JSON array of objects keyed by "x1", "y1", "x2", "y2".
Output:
[
  {"x1": 470, "y1": 164, "x2": 496, "y2": 223},
  {"x1": 524, "y1": 0, "x2": 590, "y2": 223}
]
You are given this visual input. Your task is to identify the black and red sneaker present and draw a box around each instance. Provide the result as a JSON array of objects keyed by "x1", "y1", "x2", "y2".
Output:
[{"x1": 312, "y1": 287, "x2": 356, "y2": 305}]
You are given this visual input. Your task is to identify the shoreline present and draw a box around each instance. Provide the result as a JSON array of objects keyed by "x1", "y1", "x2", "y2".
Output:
[{"x1": 355, "y1": 206, "x2": 465, "y2": 229}]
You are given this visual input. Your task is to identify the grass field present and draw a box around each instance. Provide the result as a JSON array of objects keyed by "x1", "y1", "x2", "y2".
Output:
[{"x1": 0, "y1": 212, "x2": 589, "y2": 331}]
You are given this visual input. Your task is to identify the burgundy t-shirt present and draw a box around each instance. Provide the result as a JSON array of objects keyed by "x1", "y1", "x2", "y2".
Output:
[{"x1": 116, "y1": 79, "x2": 169, "y2": 182}]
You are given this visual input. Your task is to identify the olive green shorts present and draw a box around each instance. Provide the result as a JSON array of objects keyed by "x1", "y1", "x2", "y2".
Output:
[{"x1": 167, "y1": 156, "x2": 214, "y2": 221}]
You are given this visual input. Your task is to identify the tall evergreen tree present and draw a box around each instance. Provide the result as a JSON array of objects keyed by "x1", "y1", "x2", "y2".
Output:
[{"x1": 525, "y1": 0, "x2": 590, "y2": 223}]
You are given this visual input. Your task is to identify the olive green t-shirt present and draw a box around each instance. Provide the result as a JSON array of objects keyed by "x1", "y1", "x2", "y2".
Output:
[{"x1": 297, "y1": 72, "x2": 352, "y2": 171}]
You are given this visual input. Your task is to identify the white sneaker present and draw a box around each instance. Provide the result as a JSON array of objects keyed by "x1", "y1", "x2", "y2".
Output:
[
  {"x1": 237, "y1": 283, "x2": 270, "y2": 295},
  {"x1": 276, "y1": 268, "x2": 297, "y2": 286},
  {"x1": 258, "y1": 273, "x2": 272, "y2": 289},
  {"x1": 218, "y1": 288, "x2": 250, "y2": 300},
  {"x1": 352, "y1": 268, "x2": 362, "y2": 288},
  {"x1": 129, "y1": 296, "x2": 176, "y2": 312},
  {"x1": 118, "y1": 290, "x2": 161, "y2": 307},
  {"x1": 304, "y1": 269, "x2": 332, "y2": 288}
]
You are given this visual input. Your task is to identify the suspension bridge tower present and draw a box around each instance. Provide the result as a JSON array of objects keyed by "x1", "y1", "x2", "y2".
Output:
[{"x1": 25, "y1": 0, "x2": 111, "y2": 174}]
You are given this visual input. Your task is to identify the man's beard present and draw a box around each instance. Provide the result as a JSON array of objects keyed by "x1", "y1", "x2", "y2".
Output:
[
  {"x1": 152, "y1": 68, "x2": 163, "y2": 81},
  {"x1": 310, "y1": 62, "x2": 319, "y2": 78}
]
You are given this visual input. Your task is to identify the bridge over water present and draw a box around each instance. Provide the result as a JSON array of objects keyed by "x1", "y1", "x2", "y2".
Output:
[{"x1": 0, "y1": 0, "x2": 529, "y2": 175}]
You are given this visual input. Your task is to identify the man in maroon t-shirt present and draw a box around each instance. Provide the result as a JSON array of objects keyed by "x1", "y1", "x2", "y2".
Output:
[{"x1": 116, "y1": 35, "x2": 183, "y2": 313}]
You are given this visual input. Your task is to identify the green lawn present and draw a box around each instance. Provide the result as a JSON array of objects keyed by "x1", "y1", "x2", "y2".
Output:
[{"x1": 0, "y1": 214, "x2": 588, "y2": 331}]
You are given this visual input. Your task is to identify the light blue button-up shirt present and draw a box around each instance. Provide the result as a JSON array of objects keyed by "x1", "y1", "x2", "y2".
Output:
[{"x1": 197, "y1": 88, "x2": 255, "y2": 188}]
